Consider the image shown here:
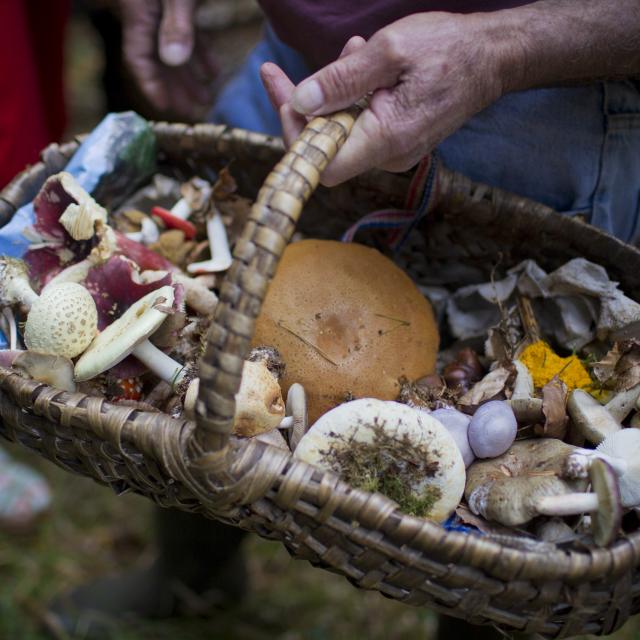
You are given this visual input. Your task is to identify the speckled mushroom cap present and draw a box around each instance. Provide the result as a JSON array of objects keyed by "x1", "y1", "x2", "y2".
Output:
[
  {"x1": 294, "y1": 398, "x2": 465, "y2": 522},
  {"x1": 23, "y1": 282, "x2": 98, "y2": 358},
  {"x1": 252, "y1": 240, "x2": 439, "y2": 423}
]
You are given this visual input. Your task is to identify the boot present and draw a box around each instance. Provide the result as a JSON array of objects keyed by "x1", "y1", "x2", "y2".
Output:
[{"x1": 48, "y1": 506, "x2": 247, "y2": 637}]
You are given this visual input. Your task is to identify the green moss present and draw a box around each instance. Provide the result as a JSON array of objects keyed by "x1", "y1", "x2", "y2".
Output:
[{"x1": 320, "y1": 422, "x2": 442, "y2": 518}]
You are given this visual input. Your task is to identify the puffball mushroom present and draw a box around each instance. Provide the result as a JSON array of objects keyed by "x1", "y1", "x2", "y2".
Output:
[
  {"x1": 465, "y1": 439, "x2": 588, "y2": 527},
  {"x1": 430, "y1": 408, "x2": 475, "y2": 467},
  {"x1": 23, "y1": 282, "x2": 98, "y2": 358},
  {"x1": 253, "y1": 240, "x2": 439, "y2": 423},
  {"x1": 294, "y1": 399, "x2": 465, "y2": 522},
  {"x1": 74, "y1": 285, "x2": 186, "y2": 388},
  {"x1": 467, "y1": 401, "x2": 517, "y2": 459}
]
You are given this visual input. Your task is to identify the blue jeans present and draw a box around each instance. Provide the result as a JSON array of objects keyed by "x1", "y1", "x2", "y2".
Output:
[{"x1": 211, "y1": 25, "x2": 640, "y2": 245}]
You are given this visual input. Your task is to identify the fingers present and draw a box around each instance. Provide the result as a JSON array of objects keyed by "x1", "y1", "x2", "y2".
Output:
[
  {"x1": 291, "y1": 35, "x2": 402, "y2": 116},
  {"x1": 320, "y1": 89, "x2": 427, "y2": 186},
  {"x1": 159, "y1": 0, "x2": 197, "y2": 66},
  {"x1": 260, "y1": 62, "x2": 296, "y2": 110},
  {"x1": 279, "y1": 103, "x2": 306, "y2": 147}
]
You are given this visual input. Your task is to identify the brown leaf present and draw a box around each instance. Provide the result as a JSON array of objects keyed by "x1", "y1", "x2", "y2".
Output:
[
  {"x1": 592, "y1": 342, "x2": 625, "y2": 384},
  {"x1": 212, "y1": 166, "x2": 238, "y2": 201},
  {"x1": 537, "y1": 376, "x2": 568, "y2": 439},
  {"x1": 613, "y1": 345, "x2": 640, "y2": 391},
  {"x1": 458, "y1": 366, "x2": 513, "y2": 408}
]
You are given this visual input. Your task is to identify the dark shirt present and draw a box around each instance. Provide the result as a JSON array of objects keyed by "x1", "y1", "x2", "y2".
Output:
[{"x1": 258, "y1": 1, "x2": 531, "y2": 69}]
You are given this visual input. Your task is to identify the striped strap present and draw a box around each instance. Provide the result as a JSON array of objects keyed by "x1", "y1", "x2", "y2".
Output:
[{"x1": 341, "y1": 154, "x2": 439, "y2": 251}]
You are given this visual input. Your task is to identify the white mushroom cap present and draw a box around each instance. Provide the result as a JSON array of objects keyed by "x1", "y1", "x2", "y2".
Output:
[
  {"x1": 74, "y1": 285, "x2": 175, "y2": 381},
  {"x1": 294, "y1": 398, "x2": 465, "y2": 522},
  {"x1": 24, "y1": 282, "x2": 98, "y2": 358},
  {"x1": 468, "y1": 401, "x2": 517, "y2": 459},
  {"x1": 13, "y1": 351, "x2": 76, "y2": 392},
  {"x1": 430, "y1": 408, "x2": 474, "y2": 467},
  {"x1": 596, "y1": 428, "x2": 640, "y2": 507},
  {"x1": 568, "y1": 389, "x2": 621, "y2": 444}
]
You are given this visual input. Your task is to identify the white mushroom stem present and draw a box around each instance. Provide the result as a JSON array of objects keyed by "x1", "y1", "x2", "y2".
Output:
[
  {"x1": 125, "y1": 217, "x2": 160, "y2": 245},
  {"x1": 508, "y1": 360, "x2": 544, "y2": 423},
  {"x1": 536, "y1": 492, "x2": 599, "y2": 516},
  {"x1": 605, "y1": 384, "x2": 640, "y2": 423},
  {"x1": 1, "y1": 307, "x2": 17, "y2": 350},
  {"x1": 44, "y1": 259, "x2": 92, "y2": 289},
  {"x1": 132, "y1": 340, "x2": 186, "y2": 387},
  {"x1": 278, "y1": 416, "x2": 294, "y2": 429},
  {"x1": 187, "y1": 209, "x2": 232, "y2": 274},
  {"x1": 170, "y1": 198, "x2": 193, "y2": 220},
  {"x1": 0, "y1": 257, "x2": 39, "y2": 309},
  {"x1": 171, "y1": 273, "x2": 218, "y2": 316},
  {"x1": 567, "y1": 389, "x2": 621, "y2": 444}
]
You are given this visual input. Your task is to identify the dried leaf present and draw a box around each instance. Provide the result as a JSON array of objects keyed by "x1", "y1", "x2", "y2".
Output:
[
  {"x1": 537, "y1": 376, "x2": 568, "y2": 439},
  {"x1": 592, "y1": 342, "x2": 625, "y2": 384},
  {"x1": 212, "y1": 166, "x2": 238, "y2": 200},
  {"x1": 459, "y1": 366, "x2": 513, "y2": 408},
  {"x1": 613, "y1": 345, "x2": 640, "y2": 391}
]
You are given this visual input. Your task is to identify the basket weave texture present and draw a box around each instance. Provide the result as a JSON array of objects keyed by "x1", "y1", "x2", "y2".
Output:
[{"x1": 2, "y1": 113, "x2": 640, "y2": 637}]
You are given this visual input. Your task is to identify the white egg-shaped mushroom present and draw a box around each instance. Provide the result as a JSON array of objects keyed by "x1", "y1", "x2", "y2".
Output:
[
  {"x1": 430, "y1": 408, "x2": 475, "y2": 467},
  {"x1": 294, "y1": 398, "x2": 465, "y2": 522},
  {"x1": 23, "y1": 282, "x2": 98, "y2": 358},
  {"x1": 468, "y1": 400, "x2": 517, "y2": 459}
]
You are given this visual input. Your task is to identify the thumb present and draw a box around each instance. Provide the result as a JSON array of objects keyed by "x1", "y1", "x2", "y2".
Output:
[
  {"x1": 290, "y1": 38, "x2": 400, "y2": 116},
  {"x1": 159, "y1": 0, "x2": 197, "y2": 66}
]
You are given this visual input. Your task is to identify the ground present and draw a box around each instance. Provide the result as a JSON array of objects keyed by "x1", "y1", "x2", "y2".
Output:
[{"x1": 2, "y1": 5, "x2": 640, "y2": 640}]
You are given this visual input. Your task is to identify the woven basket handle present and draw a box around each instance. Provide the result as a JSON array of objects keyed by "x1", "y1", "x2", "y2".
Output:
[{"x1": 194, "y1": 106, "x2": 362, "y2": 454}]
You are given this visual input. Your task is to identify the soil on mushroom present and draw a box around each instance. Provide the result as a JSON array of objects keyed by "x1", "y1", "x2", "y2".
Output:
[{"x1": 320, "y1": 421, "x2": 442, "y2": 517}]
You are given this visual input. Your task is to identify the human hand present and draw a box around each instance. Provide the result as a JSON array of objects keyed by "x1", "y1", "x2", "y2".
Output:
[
  {"x1": 261, "y1": 12, "x2": 513, "y2": 186},
  {"x1": 120, "y1": 0, "x2": 219, "y2": 122}
]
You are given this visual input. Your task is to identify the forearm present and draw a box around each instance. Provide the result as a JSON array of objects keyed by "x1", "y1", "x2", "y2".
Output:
[{"x1": 489, "y1": 0, "x2": 640, "y2": 94}]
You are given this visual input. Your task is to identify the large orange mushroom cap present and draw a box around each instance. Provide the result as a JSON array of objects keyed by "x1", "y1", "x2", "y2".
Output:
[{"x1": 252, "y1": 240, "x2": 439, "y2": 423}]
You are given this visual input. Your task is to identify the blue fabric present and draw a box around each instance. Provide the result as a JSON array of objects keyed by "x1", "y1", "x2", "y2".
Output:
[{"x1": 210, "y1": 27, "x2": 640, "y2": 245}]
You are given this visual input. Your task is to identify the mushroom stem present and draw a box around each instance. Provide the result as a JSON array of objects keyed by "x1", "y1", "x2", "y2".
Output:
[
  {"x1": 536, "y1": 492, "x2": 599, "y2": 516},
  {"x1": 509, "y1": 360, "x2": 544, "y2": 424},
  {"x1": 605, "y1": 384, "x2": 640, "y2": 423},
  {"x1": 186, "y1": 209, "x2": 231, "y2": 274},
  {"x1": 132, "y1": 339, "x2": 186, "y2": 388},
  {"x1": 567, "y1": 389, "x2": 621, "y2": 444},
  {"x1": 278, "y1": 416, "x2": 294, "y2": 429},
  {"x1": 1, "y1": 307, "x2": 17, "y2": 350},
  {"x1": 170, "y1": 198, "x2": 192, "y2": 220},
  {"x1": 125, "y1": 217, "x2": 160, "y2": 245}
]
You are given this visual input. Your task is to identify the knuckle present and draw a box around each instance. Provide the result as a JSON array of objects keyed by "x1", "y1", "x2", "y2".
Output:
[{"x1": 373, "y1": 30, "x2": 406, "y2": 67}]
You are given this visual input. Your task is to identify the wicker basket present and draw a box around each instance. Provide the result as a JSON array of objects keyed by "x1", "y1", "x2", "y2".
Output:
[{"x1": 2, "y1": 110, "x2": 640, "y2": 638}]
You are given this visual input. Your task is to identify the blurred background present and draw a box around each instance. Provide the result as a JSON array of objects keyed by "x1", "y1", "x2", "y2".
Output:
[{"x1": 1, "y1": 2, "x2": 639, "y2": 639}]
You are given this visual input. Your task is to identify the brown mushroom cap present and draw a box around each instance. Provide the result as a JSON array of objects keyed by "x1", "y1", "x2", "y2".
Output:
[{"x1": 253, "y1": 240, "x2": 439, "y2": 423}]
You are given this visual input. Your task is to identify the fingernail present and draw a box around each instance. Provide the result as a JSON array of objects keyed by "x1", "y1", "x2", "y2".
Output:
[
  {"x1": 161, "y1": 42, "x2": 190, "y2": 66},
  {"x1": 292, "y1": 80, "x2": 323, "y2": 114}
]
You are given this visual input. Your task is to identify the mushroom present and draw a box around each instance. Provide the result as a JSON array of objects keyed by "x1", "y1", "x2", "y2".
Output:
[
  {"x1": 23, "y1": 282, "x2": 98, "y2": 358},
  {"x1": 151, "y1": 206, "x2": 197, "y2": 240},
  {"x1": 0, "y1": 257, "x2": 40, "y2": 309},
  {"x1": 430, "y1": 407, "x2": 475, "y2": 467},
  {"x1": 465, "y1": 439, "x2": 588, "y2": 527},
  {"x1": 253, "y1": 240, "x2": 439, "y2": 423},
  {"x1": 172, "y1": 176, "x2": 212, "y2": 221},
  {"x1": 125, "y1": 217, "x2": 160, "y2": 245},
  {"x1": 565, "y1": 428, "x2": 640, "y2": 508},
  {"x1": 1, "y1": 307, "x2": 18, "y2": 350},
  {"x1": 182, "y1": 361, "x2": 285, "y2": 437},
  {"x1": 170, "y1": 272, "x2": 218, "y2": 316},
  {"x1": 294, "y1": 398, "x2": 465, "y2": 522},
  {"x1": 467, "y1": 400, "x2": 517, "y2": 459},
  {"x1": 604, "y1": 383, "x2": 640, "y2": 423},
  {"x1": 567, "y1": 389, "x2": 621, "y2": 444},
  {"x1": 74, "y1": 285, "x2": 187, "y2": 388},
  {"x1": 285, "y1": 383, "x2": 308, "y2": 452},
  {"x1": 186, "y1": 207, "x2": 232, "y2": 274},
  {"x1": 12, "y1": 351, "x2": 76, "y2": 392},
  {"x1": 508, "y1": 359, "x2": 544, "y2": 424},
  {"x1": 535, "y1": 458, "x2": 622, "y2": 547}
]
